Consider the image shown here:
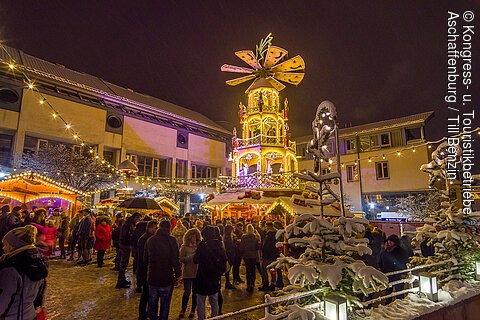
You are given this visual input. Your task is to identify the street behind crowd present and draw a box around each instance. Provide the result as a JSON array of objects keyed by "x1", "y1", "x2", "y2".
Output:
[{"x1": 45, "y1": 254, "x2": 265, "y2": 320}]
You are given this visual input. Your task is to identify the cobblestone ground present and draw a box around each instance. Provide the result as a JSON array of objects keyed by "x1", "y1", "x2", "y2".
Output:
[{"x1": 45, "y1": 252, "x2": 267, "y2": 319}]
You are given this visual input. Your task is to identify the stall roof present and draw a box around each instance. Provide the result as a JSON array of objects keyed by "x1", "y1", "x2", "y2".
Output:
[
  {"x1": 207, "y1": 192, "x2": 276, "y2": 206},
  {"x1": 0, "y1": 171, "x2": 84, "y2": 204},
  {"x1": 265, "y1": 197, "x2": 353, "y2": 217}
]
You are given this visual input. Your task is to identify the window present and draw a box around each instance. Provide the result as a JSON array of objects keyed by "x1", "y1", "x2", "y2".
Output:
[
  {"x1": 191, "y1": 164, "x2": 218, "y2": 179},
  {"x1": 380, "y1": 133, "x2": 391, "y2": 146},
  {"x1": 0, "y1": 134, "x2": 13, "y2": 167},
  {"x1": 73, "y1": 145, "x2": 83, "y2": 155},
  {"x1": 376, "y1": 161, "x2": 389, "y2": 179},
  {"x1": 103, "y1": 150, "x2": 115, "y2": 164},
  {"x1": 296, "y1": 144, "x2": 307, "y2": 157},
  {"x1": 176, "y1": 159, "x2": 188, "y2": 179},
  {"x1": 345, "y1": 139, "x2": 356, "y2": 153},
  {"x1": 152, "y1": 159, "x2": 160, "y2": 177},
  {"x1": 405, "y1": 127, "x2": 422, "y2": 143},
  {"x1": 346, "y1": 165, "x2": 358, "y2": 182}
]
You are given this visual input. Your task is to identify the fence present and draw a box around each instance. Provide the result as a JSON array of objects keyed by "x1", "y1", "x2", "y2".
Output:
[
  {"x1": 208, "y1": 259, "x2": 453, "y2": 320},
  {"x1": 217, "y1": 172, "x2": 301, "y2": 192}
]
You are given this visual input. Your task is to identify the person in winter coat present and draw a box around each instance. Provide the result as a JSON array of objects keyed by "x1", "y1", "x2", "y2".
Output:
[
  {"x1": 137, "y1": 220, "x2": 158, "y2": 320},
  {"x1": 0, "y1": 225, "x2": 48, "y2": 320},
  {"x1": 223, "y1": 224, "x2": 236, "y2": 289},
  {"x1": 240, "y1": 224, "x2": 260, "y2": 292},
  {"x1": 259, "y1": 222, "x2": 282, "y2": 291},
  {"x1": 379, "y1": 234, "x2": 409, "y2": 304},
  {"x1": 172, "y1": 220, "x2": 188, "y2": 247},
  {"x1": 111, "y1": 219, "x2": 124, "y2": 271},
  {"x1": 145, "y1": 220, "x2": 180, "y2": 320},
  {"x1": 94, "y1": 219, "x2": 112, "y2": 267},
  {"x1": 179, "y1": 228, "x2": 202, "y2": 318},
  {"x1": 193, "y1": 225, "x2": 227, "y2": 320},
  {"x1": 57, "y1": 211, "x2": 70, "y2": 259},
  {"x1": 76, "y1": 210, "x2": 94, "y2": 265},
  {"x1": 43, "y1": 220, "x2": 57, "y2": 258},
  {"x1": 232, "y1": 222, "x2": 244, "y2": 284},
  {"x1": 133, "y1": 219, "x2": 150, "y2": 291},
  {"x1": 116, "y1": 212, "x2": 142, "y2": 288},
  {"x1": 67, "y1": 211, "x2": 83, "y2": 260}
]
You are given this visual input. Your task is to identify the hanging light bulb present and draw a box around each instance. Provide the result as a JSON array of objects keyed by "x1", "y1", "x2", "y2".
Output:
[
  {"x1": 382, "y1": 154, "x2": 386, "y2": 160},
  {"x1": 412, "y1": 148, "x2": 416, "y2": 152},
  {"x1": 368, "y1": 157, "x2": 372, "y2": 163},
  {"x1": 8, "y1": 63, "x2": 15, "y2": 70},
  {"x1": 52, "y1": 113, "x2": 58, "y2": 119},
  {"x1": 396, "y1": 151, "x2": 401, "y2": 156}
]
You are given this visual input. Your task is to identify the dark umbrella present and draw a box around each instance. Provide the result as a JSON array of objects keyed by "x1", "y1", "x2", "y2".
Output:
[{"x1": 117, "y1": 197, "x2": 161, "y2": 210}]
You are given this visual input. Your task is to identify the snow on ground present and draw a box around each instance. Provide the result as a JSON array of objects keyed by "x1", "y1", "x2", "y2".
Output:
[
  {"x1": 366, "y1": 281, "x2": 480, "y2": 320},
  {"x1": 45, "y1": 252, "x2": 266, "y2": 319}
]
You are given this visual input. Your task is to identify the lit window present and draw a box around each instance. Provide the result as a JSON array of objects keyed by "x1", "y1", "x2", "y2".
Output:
[
  {"x1": 346, "y1": 165, "x2": 358, "y2": 182},
  {"x1": 345, "y1": 139, "x2": 356, "y2": 153},
  {"x1": 376, "y1": 161, "x2": 389, "y2": 179}
]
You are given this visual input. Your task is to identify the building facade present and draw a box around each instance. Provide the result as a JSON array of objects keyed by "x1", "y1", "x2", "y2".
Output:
[
  {"x1": 296, "y1": 112, "x2": 434, "y2": 218},
  {"x1": 0, "y1": 46, "x2": 230, "y2": 212}
]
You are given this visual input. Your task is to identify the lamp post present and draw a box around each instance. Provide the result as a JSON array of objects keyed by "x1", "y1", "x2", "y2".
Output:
[{"x1": 118, "y1": 159, "x2": 138, "y2": 189}]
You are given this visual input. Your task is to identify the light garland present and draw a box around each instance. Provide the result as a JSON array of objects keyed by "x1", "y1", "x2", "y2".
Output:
[
  {"x1": 320, "y1": 127, "x2": 480, "y2": 167},
  {"x1": 0, "y1": 44, "x2": 124, "y2": 193},
  {"x1": 0, "y1": 171, "x2": 88, "y2": 196}
]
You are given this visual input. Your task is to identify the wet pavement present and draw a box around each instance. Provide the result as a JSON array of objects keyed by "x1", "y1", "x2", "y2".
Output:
[{"x1": 45, "y1": 253, "x2": 267, "y2": 319}]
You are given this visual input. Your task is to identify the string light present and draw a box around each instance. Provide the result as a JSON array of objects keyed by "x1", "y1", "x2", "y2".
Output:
[
  {"x1": 52, "y1": 113, "x2": 57, "y2": 119},
  {"x1": 8, "y1": 63, "x2": 14, "y2": 69},
  {"x1": 396, "y1": 151, "x2": 401, "y2": 156},
  {"x1": 65, "y1": 124, "x2": 71, "y2": 129}
]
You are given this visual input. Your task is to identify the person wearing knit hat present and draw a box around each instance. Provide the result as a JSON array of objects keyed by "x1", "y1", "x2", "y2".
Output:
[
  {"x1": 0, "y1": 225, "x2": 48, "y2": 319},
  {"x1": 379, "y1": 233, "x2": 408, "y2": 304}
]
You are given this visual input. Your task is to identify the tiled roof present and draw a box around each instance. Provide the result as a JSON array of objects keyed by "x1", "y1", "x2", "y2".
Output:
[
  {"x1": 0, "y1": 45, "x2": 229, "y2": 134},
  {"x1": 295, "y1": 111, "x2": 434, "y2": 143}
]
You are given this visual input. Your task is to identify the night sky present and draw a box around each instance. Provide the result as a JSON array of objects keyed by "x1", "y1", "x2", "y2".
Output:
[{"x1": 1, "y1": 1, "x2": 479, "y2": 140}]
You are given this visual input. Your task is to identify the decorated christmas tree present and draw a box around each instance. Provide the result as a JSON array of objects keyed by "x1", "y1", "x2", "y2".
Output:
[
  {"x1": 266, "y1": 102, "x2": 388, "y2": 320},
  {"x1": 411, "y1": 141, "x2": 480, "y2": 281}
]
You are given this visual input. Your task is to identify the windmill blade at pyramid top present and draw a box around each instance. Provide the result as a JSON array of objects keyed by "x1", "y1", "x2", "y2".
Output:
[
  {"x1": 235, "y1": 50, "x2": 262, "y2": 69},
  {"x1": 226, "y1": 74, "x2": 256, "y2": 86},
  {"x1": 266, "y1": 77, "x2": 286, "y2": 91},
  {"x1": 271, "y1": 55, "x2": 305, "y2": 72},
  {"x1": 221, "y1": 64, "x2": 255, "y2": 74},
  {"x1": 274, "y1": 72, "x2": 305, "y2": 86},
  {"x1": 263, "y1": 46, "x2": 288, "y2": 68}
]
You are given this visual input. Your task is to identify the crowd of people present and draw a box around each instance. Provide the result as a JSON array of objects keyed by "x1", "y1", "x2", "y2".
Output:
[
  {"x1": 0, "y1": 205, "x2": 287, "y2": 320},
  {"x1": 0, "y1": 203, "x2": 431, "y2": 320}
]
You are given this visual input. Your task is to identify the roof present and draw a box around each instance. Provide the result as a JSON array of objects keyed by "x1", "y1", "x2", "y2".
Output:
[
  {"x1": 0, "y1": 45, "x2": 229, "y2": 134},
  {"x1": 295, "y1": 111, "x2": 434, "y2": 143}
]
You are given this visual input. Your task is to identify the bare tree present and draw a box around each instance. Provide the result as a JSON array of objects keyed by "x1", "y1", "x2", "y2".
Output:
[
  {"x1": 396, "y1": 191, "x2": 442, "y2": 221},
  {"x1": 20, "y1": 144, "x2": 121, "y2": 193}
]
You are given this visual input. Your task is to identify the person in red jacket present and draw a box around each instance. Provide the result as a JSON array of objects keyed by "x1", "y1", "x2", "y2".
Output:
[
  {"x1": 43, "y1": 219, "x2": 57, "y2": 258},
  {"x1": 94, "y1": 218, "x2": 112, "y2": 267}
]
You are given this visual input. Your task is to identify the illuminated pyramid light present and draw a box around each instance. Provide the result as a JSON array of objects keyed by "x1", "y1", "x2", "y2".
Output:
[{"x1": 221, "y1": 34, "x2": 305, "y2": 185}]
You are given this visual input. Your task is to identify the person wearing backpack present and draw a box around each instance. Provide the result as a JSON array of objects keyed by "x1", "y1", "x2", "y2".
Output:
[
  {"x1": 193, "y1": 225, "x2": 227, "y2": 320},
  {"x1": 0, "y1": 225, "x2": 48, "y2": 320}
]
